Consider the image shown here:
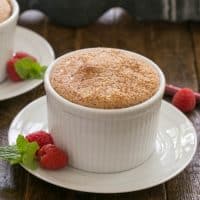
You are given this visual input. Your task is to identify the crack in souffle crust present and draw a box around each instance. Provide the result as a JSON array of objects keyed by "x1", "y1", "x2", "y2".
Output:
[{"x1": 50, "y1": 48, "x2": 160, "y2": 109}]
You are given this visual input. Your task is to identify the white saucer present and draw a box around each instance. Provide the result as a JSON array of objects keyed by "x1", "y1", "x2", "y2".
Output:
[
  {"x1": 8, "y1": 96, "x2": 197, "y2": 193},
  {"x1": 0, "y1": 26, "x2": 55, "y2": 101}
]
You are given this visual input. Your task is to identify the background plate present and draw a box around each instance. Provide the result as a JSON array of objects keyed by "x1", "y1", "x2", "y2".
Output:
[
  {"x1": 8, "y1": 96, "x2": 197, "y2": 193},
  {"x1": 0, "y1": 26, "x2": 55, "y2": 101}
]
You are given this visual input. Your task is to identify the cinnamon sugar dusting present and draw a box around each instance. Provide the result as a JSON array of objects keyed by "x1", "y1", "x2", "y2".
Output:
[
  {"x1": 0, "y1": 0, "x2": 11, "y2": 23},
  {"x1": 50, "y1": 48, "x2": 160, "y2": 109}
]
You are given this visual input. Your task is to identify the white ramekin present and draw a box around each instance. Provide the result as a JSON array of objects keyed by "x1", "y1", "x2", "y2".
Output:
[
  {"x1": 0, "y1": 0, "x2": 19, "y2": 82},
  {"x1": 44, "y1": 48, "x2": 166, "y2": 173}
]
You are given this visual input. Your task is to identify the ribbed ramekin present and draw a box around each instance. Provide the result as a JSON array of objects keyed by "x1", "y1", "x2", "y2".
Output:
[
  {"x1": 44, "y1": 48, "x2": 165, "y2": 173},
  {"x1": 0, "y1": 0, "x2": 19, "y2": 82}
]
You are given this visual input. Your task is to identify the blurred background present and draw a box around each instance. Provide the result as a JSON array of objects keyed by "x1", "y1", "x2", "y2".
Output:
[{"x1": 17, "y1": 0, "x2": 200, "y2": 26}]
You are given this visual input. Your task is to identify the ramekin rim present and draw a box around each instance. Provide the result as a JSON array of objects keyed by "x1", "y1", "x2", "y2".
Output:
[
  {"x1": 0, "y1": 0, "x2": 19, "y2": 28},
  {"x1": 44, "y1": 48, "x2": 166, "y2": 114}
]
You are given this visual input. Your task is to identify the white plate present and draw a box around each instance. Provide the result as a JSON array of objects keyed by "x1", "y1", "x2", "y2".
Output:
[
  {"x1": 0, "y1": 26, "x2": 55, "y2": 101},
  {"x1": 8, "y1": 96, "x2": 197, "y2": 193}
]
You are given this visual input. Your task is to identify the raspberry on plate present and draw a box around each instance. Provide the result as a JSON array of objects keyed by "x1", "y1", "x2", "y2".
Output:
[
  {"x1": 26, "y1": 131, "x2": 54, "y2": 148},
  {"x1": 6, "y1": 58, "x2": 22, "y2": 81},
  {"x1": 7, "y1": 52, "x2": 37, "y2": 81},
  {"x1": 13, "y1": 52, "x2": 37, "y2": 62},
  {"x1": 6, "y1": 51, "x2": 46, "y2": 81},
  {"x1": 172, "y1": 88, "x2": 196, "y2": 113},
  {"x1": 38, "y1": 144, "x2": 68, "y2": 170}
]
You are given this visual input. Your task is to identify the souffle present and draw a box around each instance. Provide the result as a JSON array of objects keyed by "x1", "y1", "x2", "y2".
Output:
[
  {"x1": 0, "y1": 0, "x2": 12, "y2": 23},
  {"x1": 50, "y1": 48, "x2": 159, "y2": 109}
]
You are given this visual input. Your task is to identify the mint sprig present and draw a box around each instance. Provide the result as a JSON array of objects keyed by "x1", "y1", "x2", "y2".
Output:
[
  {"x1": 0, "y1": 135, "x2": 39, "y2": 170},
  {"x1": 15, "y1": 58, "x2": 47, "y2": 80}
]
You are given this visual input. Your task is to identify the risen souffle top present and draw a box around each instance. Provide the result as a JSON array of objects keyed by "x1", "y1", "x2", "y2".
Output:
[{"x1": 50, "y1": 48, "x2": 159, "y2": 109}]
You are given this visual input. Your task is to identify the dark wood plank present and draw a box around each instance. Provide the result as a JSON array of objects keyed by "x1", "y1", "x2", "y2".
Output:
[
  {"x1": 191, "y1": 23, "x2": 200, "y2": 92},
  {"x1": 79, "y1": 185, "x2": 167, "y2": 200},
  {"x1": 165, "y1": 22, "x2": 200, "y2": 200},
  {"x1": 45, "y1": 23, "x2": 76, "y2": 57},
  {"x1": 23, "y1": 174, "x2": 68, "y2": 200},
  {"x1": 190, "y1": 22, "x2": 200, "y2": 143},
  {"x1": 0, "y1": 127, "x2": 27, "y2": 200},
  {"x1": 164, "y1": 22, "x2": 200, "y2": 200}
]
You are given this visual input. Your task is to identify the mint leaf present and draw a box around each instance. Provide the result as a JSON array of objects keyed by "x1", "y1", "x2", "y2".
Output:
[
  {"x1": 22, "y1": 142, "x2": 39, "y2": 170},
  {"x1": 16, "y1": 134, "x2": 29, "y2": 152},
  {"x1": 16, "y1": 134, "x2": 39, "y2": 170},
  {"x1": 15, "y1": 58, "x2": 47, "y2": 80},
  {"x1": 0, "y1": 135, "x2": 39, "y2": 170},
  {"x1": 0, "y1": 146, "x2": 21, "y2": 164}
]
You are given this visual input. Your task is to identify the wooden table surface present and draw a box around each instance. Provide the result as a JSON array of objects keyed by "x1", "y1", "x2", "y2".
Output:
[{"x1": 0, "y1": 8, "x2": 200, "y2": 200}]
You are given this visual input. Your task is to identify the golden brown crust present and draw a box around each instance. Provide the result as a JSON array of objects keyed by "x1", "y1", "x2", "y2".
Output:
[
  {"x1": 50, "y1": 48, "x2": 159, "y2": 109},
  {"x1": 0, "y1": 0, "x2": 11, "y2": 23}
]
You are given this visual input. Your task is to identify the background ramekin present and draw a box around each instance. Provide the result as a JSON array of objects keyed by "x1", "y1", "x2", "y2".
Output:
[
  {"x1": 45, "y1": 48, "x2": 166, "y2": 173},
  {"x1": 0, "y1": 0, "x2": 19, "y2": 82}
]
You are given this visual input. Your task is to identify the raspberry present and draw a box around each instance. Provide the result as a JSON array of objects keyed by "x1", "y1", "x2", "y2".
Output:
[
  {"x1": 6, "y1": 58, "x2": 22, "y2": 81},
  {"x1": 6, "y1": 52, "x2": 37, "y2": 81},
  {"x1": 14, "y1": 52, "x2": 37, "y2": 62},
  {"x1": 172, "y1": 88, "x2": 196, "y2": 113},
  {"x1": 38, "y1": 144, "x2": 68, "y2": 170},
  {"x1": 26, "y1": 131, "x2": 54, "y2": 148}
]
